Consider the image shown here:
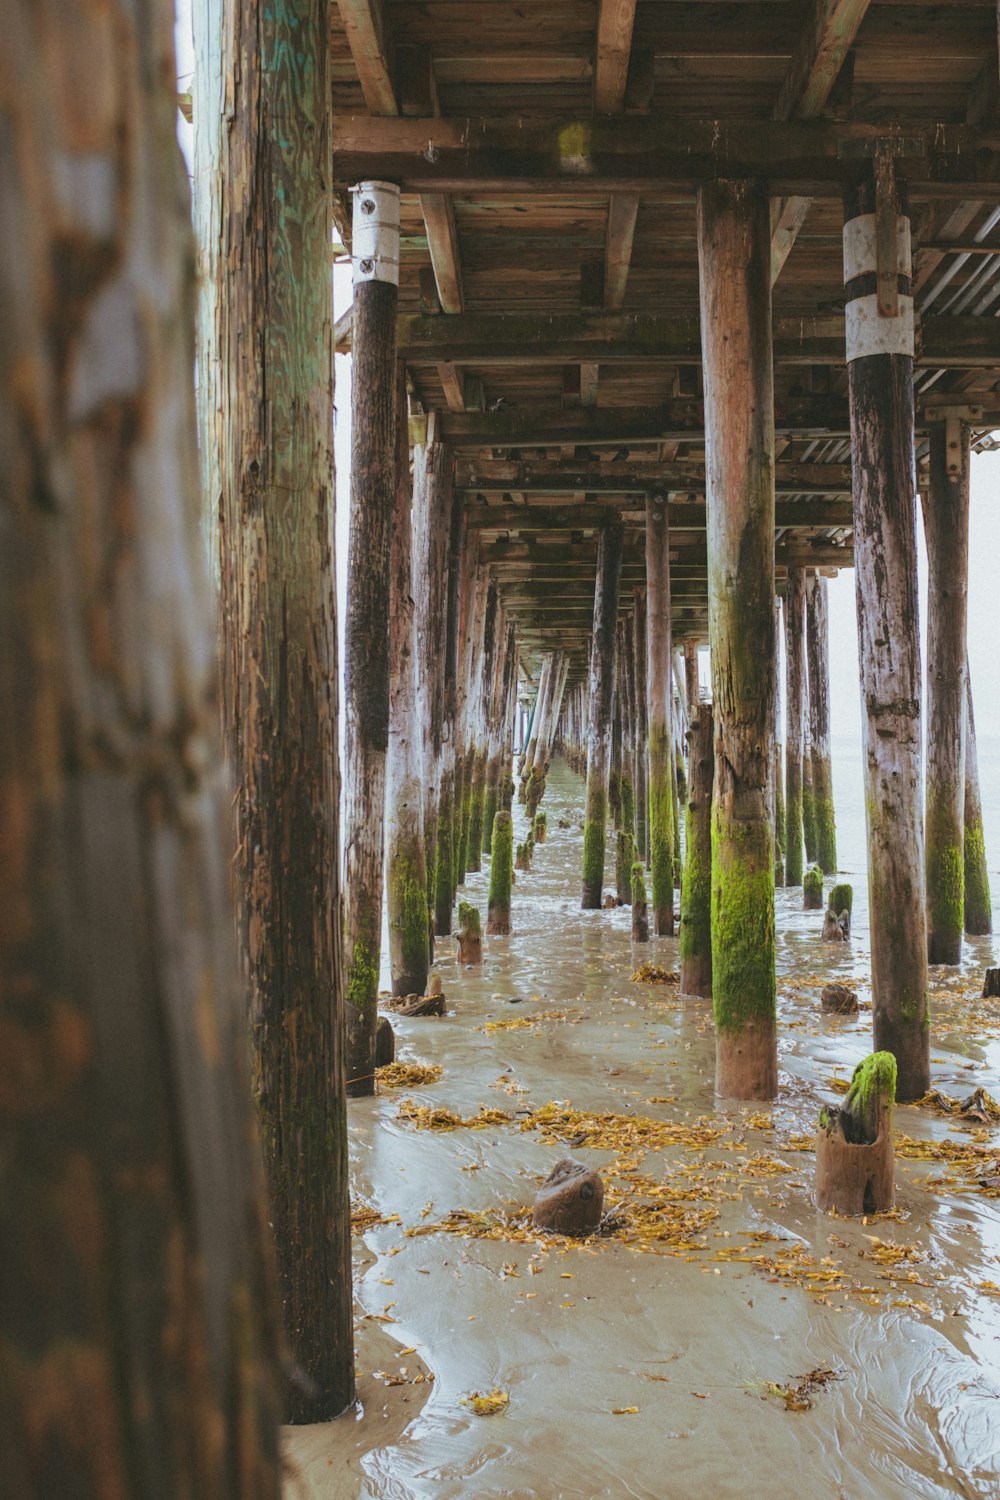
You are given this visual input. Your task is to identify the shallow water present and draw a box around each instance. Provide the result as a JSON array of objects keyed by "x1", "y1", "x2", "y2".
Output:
[{"x1": 287, "y1": 759, "x2": 1000, "y2": 1500}]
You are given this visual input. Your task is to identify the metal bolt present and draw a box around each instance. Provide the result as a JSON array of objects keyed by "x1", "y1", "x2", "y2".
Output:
[
  {"x1": 361, "y1": 197, "x2": 376, "y2": 215},
  {"x1": 360, "y1": 258, "x2": 375, "y2": 275}
]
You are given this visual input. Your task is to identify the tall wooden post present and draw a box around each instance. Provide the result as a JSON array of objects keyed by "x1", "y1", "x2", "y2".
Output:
[
  {"x1": 698, "y1": 178, "x2": 777, "y2": 1100},
  {"x1": 646, "y1": 496, "x2": 675, "y2": 934},
  {"x1": 922, "y1": 422, "x2": 970, "y2": 965},
  {"x1": 433, "y1": 481, "x2": 464, "y2": 936},
  {"x1": 805, "y1": 575, "x2": 837, "y2": 874},
  {"x1": 344, "y1": 181, "x2": 399, "y2": 1094},
  {"x1": 414, "y1": 434, "x2": 451, "y2": 923},
  {"x1": 582, "y1": 520, "x2": 625, "y2": 908},
  {"x1": 784, "y1": 565, "x2": 806, "y2": 886},
  {"x1": 456, "y1": 562, "x2": 487, "y2": 885},
  {"x1": 683, "y1": 638, "x2": 700, "y2": 718},
  {"x1": 633, "y1": 591, "x2": 649, "y2": 863},
  {"x1": 521, "y1": 654, "x2": 553, "y2": 790},
  {"x1": 2, "y1": 3, "x2": 283, "y2": 1485},
  {"x1": 801, "y1": 686, "x2": 817, "y2": 864},
  {"x1": 211, "y1": 0, "x2": 354, "y2": 1419},
  {"x1": 773, "y1": 600, "x2": 786, "y2": 885},
  {"x1": 964, "y1": 664, "x2": 992, "y2": 935},
  {"x1": 844, "y1": 170, "x2": 928, "y2": 1098},
  {"x1": 386, "y1": 369, "x2": 429, "y2": 996},
  {"x1": 681, "y1": 708, "x2": 715, "y2": 996},
  {"x1": 467, "y1": 575, "x2": 498, "y2": 869}
]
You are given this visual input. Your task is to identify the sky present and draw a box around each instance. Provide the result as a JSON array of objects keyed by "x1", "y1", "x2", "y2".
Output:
[{"x1": 176, "y1": 3, "x2": 998, "y2": 746}]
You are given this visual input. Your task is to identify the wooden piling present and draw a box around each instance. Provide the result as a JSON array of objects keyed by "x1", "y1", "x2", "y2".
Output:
[
  {"x1": 683, "y1": 638, "x2": 700, "y2": 718},
  {"x1": 4, "y1": 3, "x2": 284, "y2": 1478},
  {"x1": 633, "y1": 591, "x2": 649, "y2": 864},
  {"x1": 922, "y1": 422, "x2": 970, "y2": 965},
  {"x1": 681, "y1": 707, "x2": 714, "y2": 997},
  {"x1": 805, "y1": 574, "x2": 838, "y2": 874},
  {"x1": 467, "y1": 575, "x2": 498, "y2": 869},
  {"x1": 582, "y1": 520, "x2": 625, "y2": 908},
  {"x1": 344, "y1": 181, "x2": 399, "y2": 1096},
  {"x1": 784, "y1": 565, "x2": 806, "y2": 887},
  {"x1": 773, "y1": 600, "x2": 786, "y2": 886},
  {"x1": 386, "y1": 368, "x2": 430, "y2": 996},
  {"x1": 964, "y1": 664, "x2": 993, "y2": 935},
  {"x1": 646, "y1": 496, "x2": 676, "y2": 934},
  {"x1": 844, "y1": 172, "x2": 928, "y2": 1098},
  {"x1": 414, "y1": 434, "x2": 451, "y2": 926},
  {"x1": 697, "y1": 178, "x2": 777, "y2": 1100}
]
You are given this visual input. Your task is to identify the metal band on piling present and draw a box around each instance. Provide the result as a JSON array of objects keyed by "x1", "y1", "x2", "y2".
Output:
[
  {"x1": 843, "y1": 212, "x2": 913, "y2": 361},
  {"x1": 352, "y1": 180, "x2": 401, "y2": 287}
]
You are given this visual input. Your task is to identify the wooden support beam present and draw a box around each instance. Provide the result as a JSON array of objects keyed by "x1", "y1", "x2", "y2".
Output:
[
  {"x1": 580, "y1": 362, "x2": 600, "y2": 406},
  {"x1": 594, "y1": 0, "x2": 638, "y2": 115},
  {"x1": 458, "y1": 458, "x2": 853, "y2": 495},
  {"x1": 698, "y1": 176, "x2": 777, "y2": 1101},
  {"x1": 784, "y1": 566, "x2": 806, "y2": 886},
  {"x1": 420, "y1": 192, "x2": 464, "y2": 313},
  {"x1": 582, "y1": 521, "x2": 625, "y2": 906},
  {"x1": 394, "y1": 311, "x2": 998, "y2": 369},
  {"x1": 922, "y1": 422, "x2": 970, "y2": 965},
  {"x1": 770, "y1": 0, "x2": 872, "y2": 282},
  {"x1": 334, "y1": 0, "x2": 398, "y2": 116},
  {"x1": 466, "y1": 500, "x2": 853, "y2": 530},
  {"x1": 605, "y1": 192, "x2": 640, "y2": 309},
  {"x1": 438, "y1": 362, "x2": 466, "y2": 413},
  {"x1": 805, "y1": 575, "x2": 837, "y2": 875},
  {"x1": 845, "y1": 173, "x2": 928, "y2": 1099},
  {"x1": 332, "y1": 115, "x2": 995, "y2": 197},
  {"x1": 345, "y1": 183, "x2": 399, "y2": 1096}
]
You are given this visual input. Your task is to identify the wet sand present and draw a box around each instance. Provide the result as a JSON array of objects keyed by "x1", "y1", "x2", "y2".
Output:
[{"x1": 285, "y1": 760, "x2": 1000, "y2": 1500}]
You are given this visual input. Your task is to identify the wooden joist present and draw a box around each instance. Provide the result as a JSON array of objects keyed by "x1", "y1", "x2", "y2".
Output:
[
  {"x1": 594, "y1": 0, "x2": 638, "y2": 115},
  {"x1": 440, "y1": 398, "x2": 853, "y2": 447},
  {"x1": 770, "y1": 0, "x2": 873, "y2": 282},
  {"x1": 456, "y1": 458, "x2": 853, "y2": 494},
  {"x1": 386, "y1": 310, "x2": 1000, "y2": 368},
  {"x1": 604, "y1": 193, "x2": 640, "y2": 309},
  {"x1": 335, "y1": 0, "x2": 398, "y2": 116},
  {"x1": 465, "y1": 501, "x2": 854, "y2": 530},
  {"x1": 420, "y1": 193, "x2": 464, "y2": 313},
  {"x1": 331, "y1": 116, "x2": 996, "y2": 197}
]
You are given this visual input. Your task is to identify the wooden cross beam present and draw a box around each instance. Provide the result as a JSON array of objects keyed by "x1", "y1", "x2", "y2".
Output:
[
  {"x1": 466, "y1": 501, "x2": 854, "y2": 530},
  {"x1": 456, "y1": 458, "x2": 853, "y2": 494},
  {"x1": 331, "y1": 116, "x2": 996, "y2": 197}
]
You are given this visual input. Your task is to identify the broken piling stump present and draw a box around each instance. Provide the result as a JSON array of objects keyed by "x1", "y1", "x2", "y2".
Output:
[
  {"x1": 803, "y1": 864, "x2": 824, "y2": 910},
  {"x1": 983, "y1": 968, "x2": 1000, "y2": 999},
  {"x1": 456, "y1": 902, "x2": 483, "y2": 965},
  {"x1": 816, "y1": 1052, "x2": 896, "y2": 1215},
  {"x1": 631, "y1": 862, "x2": 650, "y2": 943},
  {"x1": 375, "y1": 1017, "x2": 396, "y2": 1067},
  {"x1": 821, "y1": 984, "x2": 859, "y2": 1015}
]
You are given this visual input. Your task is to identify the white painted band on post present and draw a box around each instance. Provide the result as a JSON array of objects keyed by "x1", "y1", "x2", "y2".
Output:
[
  {"x1": 845, "y1": 293, "x2": 914, "y2": 361},
  {"x1": 352, "y1": 180, "x2": 400, "y2": 287},
  {"x1": 842, "y1": 213, "x2": 912, "y2": 283}
]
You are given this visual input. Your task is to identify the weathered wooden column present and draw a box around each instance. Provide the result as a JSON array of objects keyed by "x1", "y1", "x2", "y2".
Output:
[
  {"x1": 801, "y1": 687, "x2": 817, "y2": 864},
  {"x1": 521, "y1": 653, "x2": 552, "y2": 790},
  {"x1": 482, "y1": 605, "x2": 510, "y2": 848},
  {"x1": 386, "y1": 369, "x2": 429, "y2": 996},
  {"x1": 633, "y1": 591, "x2": 649, "y2": 863},
  {"x1": 3, "y1": 4, "x2": 283, "y2": 1484},
  {"x1": 210, "y1": 0, "x2": 355, "y2": 1419},
  {"x1": 456, "y1": 561, "x2": 487, "y2": 885},
  {"x1": 646, "y1": 496, "x2": 675, "y2": 934},
  {"x1": 922, "y1": 422, "x2": 970, "y2": 964},
  {"x1": 582, "y1": 519, "x2": 625, "y2": 907},
  {"x1": 772, "y1": 600, "x2": 786, "y2": 885},
  {"x1": 784, "y1": 565, "x2": 806, "y2": 886},
  {"x1": 681, "y1": 707, "x2": 715, "y2": 995},
  {"x1": 844, "y1": 168, "x2": 928, "y2": 1097},
  {"x1": 414, "y1": 431, "x2": 451, "y2": 923},
  {"x1": 698, "y1": 178, "x2": 777, "y2": 1100},
  {"x1": 467, "y1": 575, "x2": 498, "y2": 870},
  {"x1": 805, "y1": 574, "x2": 838, "y2": 874},
  {"x1": 344, "y1": 180, "x2": 399, "y2": 1094},
  {"x1": 434, "y1": 481, "x2": 465, "y2": 935},
  {"x1": 683, "y1": 638, "x2": 700, "y2": 718},
  {"x1": 964, "y1": 664, "x2": 992, "y2": 935}
]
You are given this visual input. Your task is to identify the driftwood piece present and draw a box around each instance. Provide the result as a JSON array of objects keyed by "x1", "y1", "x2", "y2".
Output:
[{"x1": 816, "y1": 1052, "x2": 896, "y2": 1214}]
